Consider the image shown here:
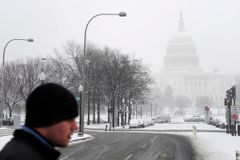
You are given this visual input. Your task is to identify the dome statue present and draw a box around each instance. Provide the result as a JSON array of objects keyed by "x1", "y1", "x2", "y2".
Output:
[{"x1": 163, "y1": 13, "x2": 200, "y2": 71}]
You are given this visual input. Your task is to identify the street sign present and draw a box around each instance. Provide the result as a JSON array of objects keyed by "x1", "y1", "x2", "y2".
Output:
[
  {"x1": 232, "y1": 105, "x2": 238, "y2": 112},
  {"x1": 232, "y1": 113, "x2": 238, "y2": 121}
]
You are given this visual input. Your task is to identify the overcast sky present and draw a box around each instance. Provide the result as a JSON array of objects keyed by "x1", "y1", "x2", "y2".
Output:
[{"x1": 1, "y1": 0, "x2": 240, "y2": 74}]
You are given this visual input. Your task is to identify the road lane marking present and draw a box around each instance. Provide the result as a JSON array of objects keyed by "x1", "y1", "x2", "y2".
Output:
[
  {"x1": 69, "y1": 135, "x2": 94, "y2": 146},
  {"x1": 92, "y1": 146, "x2": 99, "y2": 149},
  {"x1": 150, "y1": 135, "x2": 158, "y2": 142},
  {"x1": 141, "y1": 144, "x2": 146, "y2": 149},
  {"x1": 60, "y1": 156, "x2": 69, "y2": 160},
  {"x1": 125, "y1": 154, "x2": 133, "y2": 160}
]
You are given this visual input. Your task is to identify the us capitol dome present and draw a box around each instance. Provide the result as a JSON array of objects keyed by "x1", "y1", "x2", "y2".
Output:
[
  {"x1": 163, "y1": 13, "x2": 200, "y2": 71},
  {"x1": 153, "y1": 13, "x2": 236, "y2": 115}
]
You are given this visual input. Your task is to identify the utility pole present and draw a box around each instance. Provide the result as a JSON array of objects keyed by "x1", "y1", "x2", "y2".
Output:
[
  {"x1": 225, "y1": 90, "x2": 232, "y2": 134},
  {"x1": 231, "y1": 85, "x2": 236, "y2": 136},
  {"x1": 225, "y1": 86, "x2": 237, "y2": 135}
]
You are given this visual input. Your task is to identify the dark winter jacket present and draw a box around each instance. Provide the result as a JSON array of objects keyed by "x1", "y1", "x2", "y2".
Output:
[{"x1": 0, "y1": 129, "x2": 60, "y2": 160}]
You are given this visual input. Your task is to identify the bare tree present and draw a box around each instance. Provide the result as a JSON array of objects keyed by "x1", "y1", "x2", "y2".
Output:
[
  {"x1": 53, "y1": 41, "x2": 153, "y2": 126},
  {"x1": 14, "y1": 58, "x2": 42, "y2": 102},
  {"x1": 1, "y1": 58, "x2": 42, "y2": 117},
  {"x1": 2, "y1": 63, "x2": 21, "y2": 117},
  {"x1": 54, "y1": 41, "x2": 83, "y2": 94},
  {"x1": 101, "y1": 48, "x2": 153, "y2": 126}
]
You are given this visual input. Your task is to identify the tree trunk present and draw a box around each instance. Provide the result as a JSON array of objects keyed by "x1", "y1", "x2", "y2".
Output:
[
  {"x1": 128, "y1": 100, "x2": 132, "y2": 124},
  {"x1": 9, "y1": 108, "x2": 12, "y2": 118},
  {"x1": 117, "y1": 95, "x2": 120, "y2": 126},
  {"x1": 92, "y1": 97, "x2": 96, "y2": 124},
  {"x1": 124, "y1": 101, "x2": 127, "y2": 125},
  {"x1": 87, "y1": 92, "x2": 91, "y2": 125},
  {"x1": 121, "y1": 98, "x2": 124, "y2": 126},
  {"x1": 107, "y1": 103, "x2": 110, "y2": 123},
  {"x1": 97, "y1": 99, "x2": 100, "y2": 124},
  {"x1": 111, "y1": 93, "x2": 115, "y2": 129}
]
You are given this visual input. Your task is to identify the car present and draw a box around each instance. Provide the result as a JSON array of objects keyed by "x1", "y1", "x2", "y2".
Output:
[
  {"x1": 138, "y1": 119, "x2": 148, "y2": 128},
  {"x1": 210, "y1": 115, "x2": 226, "y2": 128},
  {"x1": 2, "y1": 119, "x2": 14, "y2": 126},
  {"x1": 153, "y1": 115, "x2": 171, "y2": 123},
  {"x1": 129, "y1": 119, "x2": 140, "y2": 128},
  {"x1": 145, "y1": 118, "x2": 154, "y2": 126},
  {"x1": 184, "y1": 115, "x2": 205, "y2": 122}
]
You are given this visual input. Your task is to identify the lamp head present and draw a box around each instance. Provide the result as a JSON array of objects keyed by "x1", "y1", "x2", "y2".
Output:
[
  {"x1": 78, "y1": 85, "x2": 83, "y2": 92},
  {"x1": 39, "y1": 72, "x2": 46, "y2": 81},
  {"x1": 119, "y1": 12, "x2": 127, "y2": 17},
  {"x1": 27, "y1": 39, "x2": 34, "y2": 42}
]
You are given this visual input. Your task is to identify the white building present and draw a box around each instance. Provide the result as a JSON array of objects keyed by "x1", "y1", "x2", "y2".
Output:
[{"x1": 154, "y1": 13, "x2": 237, "y2": 114}]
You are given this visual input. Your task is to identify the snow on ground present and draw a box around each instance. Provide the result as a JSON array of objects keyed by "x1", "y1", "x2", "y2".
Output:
[
  {"x1": 144, "y1": 122, "x2": 222, "y2": 131},
  {"x1": 1, "y1": 123, "x2": 240, "y2": 160},
  {"x1": 143, "y1": 123, "x2": 240, "y2": 160},
  {"x1": 191, "y1": 132, "x2": 240, "y2": 160},
  {"x1": 0, "y1": 135, "x2": 12, "y2": 150}
]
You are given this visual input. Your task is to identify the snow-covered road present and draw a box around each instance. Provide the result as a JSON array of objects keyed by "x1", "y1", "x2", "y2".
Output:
[{"x1": 0, "y1": 123, "x2": 239, "y2": 160}]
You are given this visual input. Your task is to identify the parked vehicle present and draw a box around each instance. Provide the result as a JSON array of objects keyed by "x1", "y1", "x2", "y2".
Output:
[
  {"x1": 184, "y1": 115, "x2": 205, "y2": 122},
  {"x1": 153, "y1": 115, "x2": 171, "y2": 123},
  {"x1": 145, "y1": 118, "x2": 154, "y2": 126},
  {"x1": 138, "y1": 119, "x2": 146, "y2": 128},
  {"x1": 208, "y1": 115, "x2": 226, "y2": 129},
  {"x1": 129, "y1": 119, "x2": 141, "y2": 128},
  {"x1": 2, "y1": 118, "x2": 13, "y2": 126}
]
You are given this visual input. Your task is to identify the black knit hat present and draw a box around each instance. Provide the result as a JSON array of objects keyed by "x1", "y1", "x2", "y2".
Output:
[{"x1": 25, "y1": 83, "x2": 78, "y2": 127}]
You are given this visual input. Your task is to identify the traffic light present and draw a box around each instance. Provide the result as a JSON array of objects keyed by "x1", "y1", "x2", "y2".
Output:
[
  {"x1": 224, "y1": 97, "x2": 232, "y2": 106},
  {"x1": 231, "y1": 86, "x2": 236, "y2": 99},
  {"x1": 224, "y1": 98, "x2": 227, "y2": 106},
  {"x1": 226, "y1": 90, "x2": 231, "y2": 98}
]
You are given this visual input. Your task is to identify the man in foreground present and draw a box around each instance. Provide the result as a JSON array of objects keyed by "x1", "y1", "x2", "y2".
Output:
[{"x1": 0, "y1": 83, "x2": 79, "y2": 160}]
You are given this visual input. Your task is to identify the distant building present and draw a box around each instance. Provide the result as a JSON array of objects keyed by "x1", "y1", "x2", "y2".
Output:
[{"x1": 154, "y1": 13, "x2": 237, "y2": 113}]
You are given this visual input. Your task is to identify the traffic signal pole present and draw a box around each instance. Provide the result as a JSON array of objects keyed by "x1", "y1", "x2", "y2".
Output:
[
  {"x1": 228, "y1": 101, "x2": 232, "y2": 134},
  {"x1": 225, "y1": 86, "x2": 237, "y2": 135},
  {"x1": 232, "y1": 86, "x2": 237, "y2": 136},
  {"x1": 225, "y1": 89, "x2": 232, "y2": 134}
]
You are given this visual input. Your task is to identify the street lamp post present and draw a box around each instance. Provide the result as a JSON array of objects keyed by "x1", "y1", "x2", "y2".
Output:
[
  {"x1": 1, "y1": 38, "x2": 34, "y2": 120},
  {"x1": 38, "y1": 68, "x2": 46, "y2": 85},
  {"x1": 82, "y1": 12, "x2": 127, "y2": 129},
  {"x1": 83, "y1": 12, "x2": 127, "y2": 59},
  {"x1": 78, "y1": 85, "x2": 83, "y2": 135}
]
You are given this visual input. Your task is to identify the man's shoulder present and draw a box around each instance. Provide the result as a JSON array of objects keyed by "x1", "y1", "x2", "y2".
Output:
[
  {"x1": 0, "y1": 133, "x2": 44, "y2": 160},
  {"x1": 0, "y1": 129, "x2": 59, "y2": 160}
]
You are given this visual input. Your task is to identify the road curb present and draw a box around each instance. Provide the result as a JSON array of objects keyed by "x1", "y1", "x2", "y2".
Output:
[{"x1": 85, "y1": 128, "x2": 225, "y2": 133}]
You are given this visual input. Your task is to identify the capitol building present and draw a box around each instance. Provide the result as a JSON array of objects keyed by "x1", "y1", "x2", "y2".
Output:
[{"x1": 153, "y1": 14, "x2": 237, "y2": 114}]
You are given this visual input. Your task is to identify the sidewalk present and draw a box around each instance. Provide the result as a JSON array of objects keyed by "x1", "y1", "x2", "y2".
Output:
[{"x1": 70, "y1": 133, "x2": 92, "y2": 143}]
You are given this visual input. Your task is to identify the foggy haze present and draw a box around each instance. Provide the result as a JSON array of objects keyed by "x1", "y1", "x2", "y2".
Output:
[{"x1": 1, "y1": 0, "x2": 240, "y2": 74}]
